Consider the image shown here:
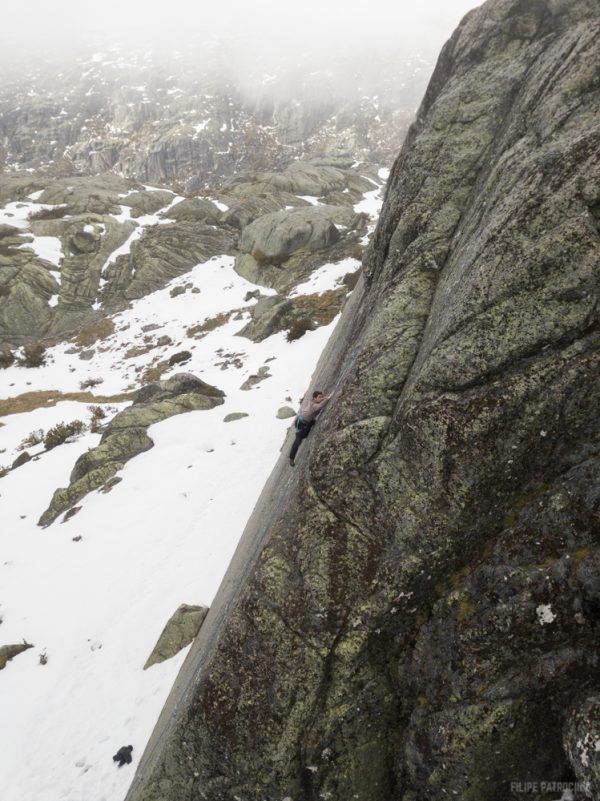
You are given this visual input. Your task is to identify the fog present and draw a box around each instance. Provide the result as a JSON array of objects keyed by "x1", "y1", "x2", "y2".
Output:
[{"x1": 1, "y1": 0, "x2": 484, "y2": 67}]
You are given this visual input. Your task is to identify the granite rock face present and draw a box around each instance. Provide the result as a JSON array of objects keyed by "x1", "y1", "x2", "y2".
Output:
[{"x1": 126, "y1": 2, "x2": 600, "y2": 800}]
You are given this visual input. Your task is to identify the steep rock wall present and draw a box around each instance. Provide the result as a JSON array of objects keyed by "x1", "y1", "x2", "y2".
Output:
[{"x1": 127, "y1": 1, "x2": 600, "y2": 799}]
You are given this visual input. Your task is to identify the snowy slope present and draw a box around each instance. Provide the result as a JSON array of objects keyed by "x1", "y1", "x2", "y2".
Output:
[{"x1": 0, "y1": 170, "x2": 388, "y2": 801}]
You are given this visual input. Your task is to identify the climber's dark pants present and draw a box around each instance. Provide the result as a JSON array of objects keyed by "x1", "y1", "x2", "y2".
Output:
[{"x1": 290, "y1": 418, "x2": 314, "y2": 460}]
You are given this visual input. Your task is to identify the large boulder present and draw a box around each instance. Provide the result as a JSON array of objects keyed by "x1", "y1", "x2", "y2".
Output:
[
  {"x1": 164, "y1": 198, "x2": 222, "y2": 224},
  {"x1": 219, "y1": 186, "x2": 300, "y2": 231},
  {"x1": 38, "y1": 374, "x2": 224, "y2": 526},
  {"x1": 236, "y1": 295, "x2": 296, "y2": 342},
  {"x1": 144, "y1": 604, "x2": 209, "y2": 670},
  {"x1": 239, "y1": 207, "x2": 342, "y2": 264},
  {"x1": 234, "y1": 205, "x2": 364, "y2": 291},
  {"x1": 125, "y1": 2, "x2": 600, "y2": 801},
  {"x1": 237, "y1": 290, "x2": 346, "y2": 343}
]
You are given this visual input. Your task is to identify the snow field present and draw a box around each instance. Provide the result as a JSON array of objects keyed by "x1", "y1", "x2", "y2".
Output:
[{"x1": 0, "y1": 172, "x2": 388, "y2": 801}]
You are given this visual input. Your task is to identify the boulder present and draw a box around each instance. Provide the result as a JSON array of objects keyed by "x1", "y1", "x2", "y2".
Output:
[
  {"x1": 11, "y1": 451, "x2": 32, "y2": 469},
  {"x1": 219, "y1": 191, "x2": 291, "y2": 231},
  {"x1": 276, "y1": 407, "x2": 296, "y2": 419},
  {"x1": 123, "y1": 190, "x2": 174, "y2": 217},
  {"x1": 102, "y1": 221, "x2": 236, "y2": 307},
  {"x1": 144, "y1": 604, "x2": 209, "y2": 669},
  {"x1": 236, "y1": 296, "x2": 295, "y2": 342},
  {"x1": 235, "y1": 206, "x2": 366, "y2": 292},
  {"x1": 223, "y1": 413, "x2": 249, "y2": 422},
  {"x1": 70, "y1": 230, "x2": 99, "y2": 255},
  {"x1": 0, "y1": 224, "x2": 19, "y2": 239},
  {"x1": 237, "y1": 291, "x2": 345, "y2": 343},
  {"x1": 240, "y1": 366, "x2": 270, "y2": 390},
  {"x1": 168, "y1": 350, "x2": 192, "y2": 366},
  {"x1": 36, "y1": 174, "x2": 134, "y2": 215},
  {"x1": 239, "y1": 207, "x2": 342, "y2": 265},
  {"x1": 165, "y1": 198, "x2": 221, "y2": 224}
]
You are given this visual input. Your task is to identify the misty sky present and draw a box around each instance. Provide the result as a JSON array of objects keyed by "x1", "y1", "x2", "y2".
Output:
[{"x1": 1, "y1": 0, "x2": 484, "y2": 64}]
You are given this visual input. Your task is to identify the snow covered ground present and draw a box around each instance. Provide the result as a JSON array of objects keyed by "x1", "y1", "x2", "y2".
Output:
[{"x1": 0, "y1": 171, "x2": 387, "y2": 801}]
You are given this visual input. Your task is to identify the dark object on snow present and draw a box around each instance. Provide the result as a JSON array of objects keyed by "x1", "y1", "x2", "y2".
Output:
[{"x1": 113, "y1": 745, "x2": 133, "y2": 767}]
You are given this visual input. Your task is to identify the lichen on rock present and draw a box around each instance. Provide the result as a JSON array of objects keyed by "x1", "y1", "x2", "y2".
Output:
[
  {"x1": 144, "y1": 604, "x2": 209, "y2": 670},
  {"x1": 125, "y1": 1, "x2": 600, "y2": 800}
]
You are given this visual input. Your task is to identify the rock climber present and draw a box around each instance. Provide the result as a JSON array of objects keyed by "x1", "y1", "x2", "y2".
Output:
[{"x1": 289, "y1": 389, "x2": 333, "y2": 466}]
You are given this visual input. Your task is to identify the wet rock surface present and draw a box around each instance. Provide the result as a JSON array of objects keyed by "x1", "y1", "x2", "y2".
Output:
[{"x1": 125, "y1": 2, "x2": 600, "y2": 800}]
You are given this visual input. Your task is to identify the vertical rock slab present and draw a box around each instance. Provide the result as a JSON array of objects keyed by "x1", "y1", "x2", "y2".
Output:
[{"x1": 126, "y1": 1, "x2": 600, "y2": 800}]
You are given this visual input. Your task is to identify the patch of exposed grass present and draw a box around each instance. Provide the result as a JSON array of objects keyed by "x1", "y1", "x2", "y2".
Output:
[
  {"x1": 251, "y1": 248, "x2": 287, "y2": 267},
  {"x1": 0, "y1": 390, "x2": 133, "y2": 418},
  {"x1": 141, "y1": 362, "x2": 170, "y2": 384},
  {"x1": 0, "y1": 347, "x2": 15, "y2": 368},
  {"x1": 79, "y1": 377, "x2": 104, "y2": 390},
  {"x1": 73, "y1": 318, "x2": 115, "y2": 347},
  {"x1": 186, "y1": 311, "x2": 231, "y2": 339},
  {"x1": 44, "y1": 420, "x2": 85, "y2": 450},
  {"x1": 286, "y1": 318, "x2": 316, "y2": 342},
  {"x1": 28, "y1": 206, "x2": 68, "y2": 221},
  {"x1": 342, "y1": 269, "x2": 361, "y2": 291},
  {"x1": 348, "y1": 243, "x2": 364, "y2": 261},
  {"x1": 291, "y1": 288, "x2": 346, "y2": 326},
  {"x1": 21, "y1": 342, "x2": 46, "y2": 367},
  {"x1": 124, "y1": 344, "x2": 154, "y2": 359}
]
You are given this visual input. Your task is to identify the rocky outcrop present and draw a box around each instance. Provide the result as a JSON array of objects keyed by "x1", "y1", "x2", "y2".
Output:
[
  {"x1": 144, "y1": 605, "x2": 209, "y2": 670},
  {"x1": 0, "y1": 175, "x2": 238, "y2": 343},
  {"x1": 239, "y1": 207, "x2": 342, "y2": 263},
  {"x1": 104, "y1": 221, "x2": 235, "y2": 306},
  {"x1": 0, "y1": 157, "x2": 377, "y2": 344},
  {"x1": 126, "y1": 2, "x2": 600, "y2": 800},
  {"x1": 38, "y1": 374, "x2": 224, "y2": 527},
  {"x1": 0, "y1": 47, "x2": 429, "y2": 189},
  {"x1": 236, "y1": 296, "x2": 297, "y2": 342},
  {"x1": 0, "y1": 642, "x2": 33, "y2": 670},
  {"x1": 237, "y1": 289, "x2": 347, "y2": 343}
]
